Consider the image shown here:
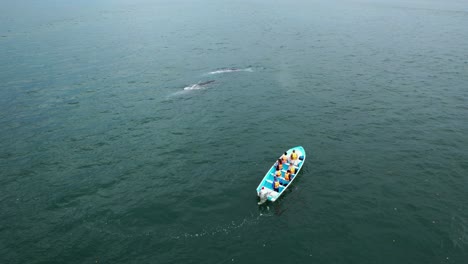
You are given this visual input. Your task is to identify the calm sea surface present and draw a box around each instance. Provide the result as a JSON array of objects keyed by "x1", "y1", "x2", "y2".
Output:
[{"x1": 1, "y1": 0, "x2": 468, "y2": 263}]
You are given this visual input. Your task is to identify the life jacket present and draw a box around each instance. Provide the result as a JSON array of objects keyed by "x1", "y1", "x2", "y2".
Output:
[
  {"x1": 274, "y1": 181, "x2": 280, "y2": 189},
  {"x1": 285, "y1": 172, "x2": 290, "y2": 181},
  {"x1": 289, "y1": 166, "x2": 296, "y2": 174},
  {"x1": 291, "y1": 152, "x2": 298, "y2": 160},
  {"x1": 275, "y1": 170, "x2": 282, "y2": 177}
]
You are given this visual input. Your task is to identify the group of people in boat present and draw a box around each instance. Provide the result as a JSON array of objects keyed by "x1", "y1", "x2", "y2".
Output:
[{"x1": 272, "y1": 150, "x2": 299, "y2": 192}]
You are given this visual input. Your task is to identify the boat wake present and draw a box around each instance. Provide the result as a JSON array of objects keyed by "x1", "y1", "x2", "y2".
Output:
[
  {"x1": 170, "y1": 212, "x2": 272, "y2": 240},
  {"x1": 208, "y1": 67, "x2": 253, "y2": 75}
]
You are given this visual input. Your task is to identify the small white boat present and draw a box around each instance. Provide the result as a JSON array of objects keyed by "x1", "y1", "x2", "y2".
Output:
[{"x1": 256, "y1": 146, "x2": 306, "y2": 204}]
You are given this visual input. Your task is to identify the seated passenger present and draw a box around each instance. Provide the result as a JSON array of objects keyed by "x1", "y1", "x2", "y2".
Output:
[
  {"x1": 275, "y1": 158, "x2": 283, "y2": 170},
  {"x1": 281, "y1": 152, "x2": 288, "y2": 163},
  {"x1": 289, "y1": 165, "x2": 296, "y2": 174},
  {"x1": 273, "y1": 179, "x2": 280, "y2": 192},
  {"x1": 275, "y1": 166, "x2": 282, "y2": 178},
  {"x1": 284, "y1": 170, "x2": 291, "y2": 181},
  {"x1": 290, "y1": 150, "x2": 298, "y2": 163}
]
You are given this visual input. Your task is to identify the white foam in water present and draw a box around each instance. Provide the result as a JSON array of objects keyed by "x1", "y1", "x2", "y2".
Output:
[
  {"x1": 170, "y1": 212, "x2": 271, "y2": 240},
  {"x1": 182, "y1": 80, "x2": 215, "y2": 91},
  {"x1": 167, "y1": 82, "x2": 209, "y2": 97},
  {"x1": 208, "y1": 67, "x2": 253, "y2": 75},
  {"x1": 183, "y1": 84, "x2": 203, "y2": 90}
]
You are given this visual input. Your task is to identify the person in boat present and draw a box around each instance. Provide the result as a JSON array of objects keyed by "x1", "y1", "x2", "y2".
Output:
[
  {"x1": 273, "y1": 179, "x2": 280, "y2": 192},
  {"x1": 281, "y1": 152, "x2": 288, "y2": 163},
  {"x1": 275, "y1": 166, "x2": 282, "y2": 178},
  {"x1": 275, "y1": 158, "x2": 283, "y2": 170},
  {"x1": 289, "y1": 150, "x2": 299, "y2": 166},
  {"x1": 284, "y1": 169, "x2": 291, "y2": 181},
  {"x1": 289, "y1": 164, "x2": 296, "y2": 175},
  {"x1": 290, "y1": 150, "x2": 298, "y2": 162}
]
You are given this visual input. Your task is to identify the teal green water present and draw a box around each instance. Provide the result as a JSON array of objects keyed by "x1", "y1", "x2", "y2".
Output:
[{"x1": 1, "y1": 0, "x2": 468, "y2": 263}]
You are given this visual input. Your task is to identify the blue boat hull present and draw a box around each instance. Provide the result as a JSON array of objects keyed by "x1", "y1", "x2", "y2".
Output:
[{"x1": 256, "y1": 146, "x2": 306, "y2": 202}]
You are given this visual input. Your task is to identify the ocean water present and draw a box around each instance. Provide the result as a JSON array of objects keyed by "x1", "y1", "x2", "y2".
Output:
[{"x1": 1, "y1": 0, "x2": 468, "y2": 263}]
